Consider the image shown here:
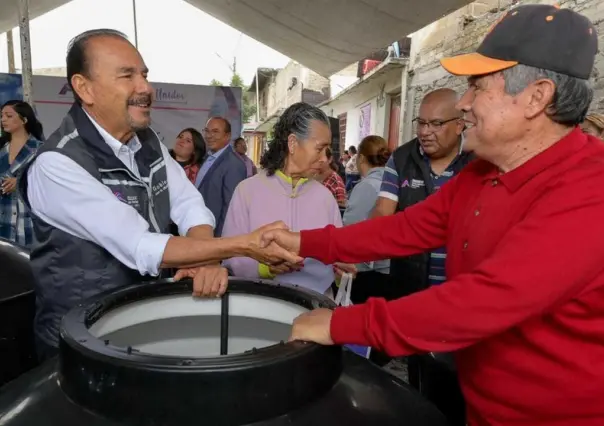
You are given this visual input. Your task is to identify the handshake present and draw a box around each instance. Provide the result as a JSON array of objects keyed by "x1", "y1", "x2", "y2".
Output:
[
  {"x1": 243, "y1": 221, "x2": 304, "y2": 269},
  {"x1": 174, "y1": 221, "x2": 302, "y2": 298}
]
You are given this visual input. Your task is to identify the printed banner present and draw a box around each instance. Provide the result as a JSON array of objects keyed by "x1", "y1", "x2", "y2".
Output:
[
  {"x1": 0, "y1": 74, "x2": 23, "y2": 107},
  {"x1": 0, "y1": 73, "x2": 242, "y2": 149},
  {"x1": 359, "y1": 102, "x2": 372, "y2": 141}
]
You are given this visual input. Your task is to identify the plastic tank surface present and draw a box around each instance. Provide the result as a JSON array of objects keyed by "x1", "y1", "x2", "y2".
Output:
[
  {"x1": 0, "y1": 238, "x2": 37, "y2": 387},
  {"x1": 410, "y1": 353, "x2": 466, "y2": 426},
  {"x1": 0, "y1": 277, "x2": 451, "y2": 426}
]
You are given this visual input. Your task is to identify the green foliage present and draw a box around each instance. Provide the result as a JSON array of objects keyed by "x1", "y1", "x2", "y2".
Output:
[
  {"x1": 229, "y1": 74, "x2": 244, "y2": 88},
  {"x1": 230, "y1": 73, "x2": 256, "y2": 124}
]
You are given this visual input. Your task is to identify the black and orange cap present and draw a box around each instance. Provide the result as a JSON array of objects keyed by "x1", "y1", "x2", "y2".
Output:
[{"x1": 440, "y1": 4, "x2": 598, "y2": 79}]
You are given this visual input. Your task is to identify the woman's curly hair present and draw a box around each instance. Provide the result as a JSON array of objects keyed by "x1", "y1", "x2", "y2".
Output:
[{"x1": 260, "y1": 102, "x2": 330, "y2": 176}]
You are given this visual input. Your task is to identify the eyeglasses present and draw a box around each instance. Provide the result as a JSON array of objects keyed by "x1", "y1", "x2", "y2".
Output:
[{"x1": 412, "y1": 117, "x2": 461, "y2": 131}]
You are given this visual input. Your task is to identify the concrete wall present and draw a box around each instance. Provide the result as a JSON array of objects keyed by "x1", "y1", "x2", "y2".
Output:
[
  {"x1": 320, "y1": 64, "x2": 403, "y2": 148},
  {"x1": 259, "y1": 61, "x2": 331, "y2": 118},
  {"x1": 330, "y1": 63, "x2": 359, "y2": 98},
  {"x1": 258, "y1": 74, "x2": 277, "y2": 121},
  {"x1": 404, "y1": 0, "x2": 604, "y2": 139}
]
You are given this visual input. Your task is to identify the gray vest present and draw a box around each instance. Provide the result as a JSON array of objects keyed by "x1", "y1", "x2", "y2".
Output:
[{"x1": 19, "y1": 104, "x2": 171, "y2": 347}]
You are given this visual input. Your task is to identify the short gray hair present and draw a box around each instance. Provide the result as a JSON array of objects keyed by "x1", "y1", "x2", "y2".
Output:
[{"x1": 501, "y1": 64, "x2": 593, "y2": 126}]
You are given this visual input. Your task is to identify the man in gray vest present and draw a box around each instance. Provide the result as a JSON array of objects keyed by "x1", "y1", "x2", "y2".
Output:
[{"x1": 19, "y1": 29, "x2": 299, "y2": 361}]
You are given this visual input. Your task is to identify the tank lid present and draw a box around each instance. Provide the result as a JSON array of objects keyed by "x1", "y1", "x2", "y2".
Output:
[
  {"x1": 0, "y1": 238, "x2": 34, "y2": 302},
  {"x1": 58, "y1": 279, "x2": 342, "y2": 426}
]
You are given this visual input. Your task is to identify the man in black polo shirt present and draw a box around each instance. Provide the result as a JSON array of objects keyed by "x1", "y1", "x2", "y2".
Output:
[{"x1": 372, "y1": 88, "x2": 472, "y2": 297}]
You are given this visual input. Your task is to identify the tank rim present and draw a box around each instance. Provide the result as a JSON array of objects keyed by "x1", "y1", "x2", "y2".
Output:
[
  {"x1": 57, "y1": 278, "x2": 344, "y2": 426},
  {"x1": 59, "y1": 277, "x2": 337, "y2": 368}
]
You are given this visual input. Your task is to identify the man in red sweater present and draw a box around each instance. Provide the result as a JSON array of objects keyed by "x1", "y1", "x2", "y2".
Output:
[{"x1": 261, "y1": 5, "x2": 603, "y2": 426}]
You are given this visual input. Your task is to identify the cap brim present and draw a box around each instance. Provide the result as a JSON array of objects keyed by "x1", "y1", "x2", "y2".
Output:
[{"x1": 440, "y1": 52, "x2": 518, "y2": 76}]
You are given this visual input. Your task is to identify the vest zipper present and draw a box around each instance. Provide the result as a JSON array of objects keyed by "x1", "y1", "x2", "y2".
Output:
[{"x1": 98, "y1": 167, "x2": 161, "y2": 233}]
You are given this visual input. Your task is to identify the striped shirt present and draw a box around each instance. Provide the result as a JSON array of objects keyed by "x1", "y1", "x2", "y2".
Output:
[{"x1": 379, "y1": 150, "x2": 462, "y2": 285}]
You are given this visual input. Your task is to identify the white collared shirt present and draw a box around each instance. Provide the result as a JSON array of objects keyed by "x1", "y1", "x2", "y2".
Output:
[{"x1": 27, "y1": 113, "x2": 215, "y2": 276}]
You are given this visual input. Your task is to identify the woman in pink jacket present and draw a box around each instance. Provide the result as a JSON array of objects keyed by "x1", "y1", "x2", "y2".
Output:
[{"x1": 222, "y1": 102, "x2": 353, "y2": 296}]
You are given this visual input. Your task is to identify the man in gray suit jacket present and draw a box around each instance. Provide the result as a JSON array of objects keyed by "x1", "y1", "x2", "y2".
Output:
[{"x1": 195, "y1": 117, "x2": 247, "y2": 236}]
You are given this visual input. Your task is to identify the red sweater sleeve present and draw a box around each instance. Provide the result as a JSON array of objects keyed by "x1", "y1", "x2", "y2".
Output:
[
  {"x1": 299, "y1": 175, "x2": 456, "y2": 264},
  {"x1": 329, "y1": 177, "x2": 604, "y2": 355}
]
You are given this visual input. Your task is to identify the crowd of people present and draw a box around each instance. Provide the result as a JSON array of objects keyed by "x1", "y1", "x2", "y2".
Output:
[{"x1": 2, "y1": 3, "x2": 604, "y2": 426}]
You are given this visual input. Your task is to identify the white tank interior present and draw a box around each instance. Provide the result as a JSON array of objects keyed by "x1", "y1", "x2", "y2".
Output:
[{"x1": 88, "y1": 294, "x2": 308, "y2": 357}]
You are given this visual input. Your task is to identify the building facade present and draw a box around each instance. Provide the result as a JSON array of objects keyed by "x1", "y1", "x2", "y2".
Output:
[
  {"x1": 246, "y1": 60, "x2": 333, "y2": 161},
  {"x1": 319, "y1": 0, "x2": 603, "y2": 153}
]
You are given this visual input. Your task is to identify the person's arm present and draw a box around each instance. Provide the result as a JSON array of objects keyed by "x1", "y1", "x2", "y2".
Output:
[
  {"x1": 186, "y1": 225, "x2": 213, "y2": 239},
  {"x1": 370, "y1": 156, "x2": 398, "y2": 218},
  {"x1": 160, "y1": 144, "x2": 216, "y2": 236},
  {"x1": 330, "y1": 180, "x2": 604, "y2": 356},
  {"x1": 334, "y1": 175, "x2": 347, "y2": 207},
  {"x1": 221, "y1": 182, "x2": 261, "y2": 278},
  {"x1": 27, "y1": 153, "x2": 298, "y2": 275},
  {"x1": 216, "y1": 159, "x2": 247, "y2": 236},
  {"x1": 331, "y1": 196, "x2": 344, "y2": 228},
  {"x1": 328, "y1": 191, "x2": 357, "y2": 276},
  {"x1": 295, "y1": 175, "x2": 455, "y2": 265},
  {"x1": 343, "y1": 181, "x2": 377, "y2": 226}
]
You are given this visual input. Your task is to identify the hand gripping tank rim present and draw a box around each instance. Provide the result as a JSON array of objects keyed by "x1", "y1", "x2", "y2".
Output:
[{"x1": 57, "y1": 278, "x2": 344, "y2": 425}]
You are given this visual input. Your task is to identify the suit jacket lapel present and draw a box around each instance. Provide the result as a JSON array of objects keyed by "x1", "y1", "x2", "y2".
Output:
[
  {"x1": 201, "y1": 146, "x2": 232, "y2": 183},
  {"x1": 201, "y1": 145, "x2": 231, "y2": 186}
]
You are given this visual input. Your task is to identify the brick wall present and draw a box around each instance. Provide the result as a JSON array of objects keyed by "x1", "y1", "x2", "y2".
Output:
[{"x1": 407, "y1": 0, "x2": 604, "y2": 120}]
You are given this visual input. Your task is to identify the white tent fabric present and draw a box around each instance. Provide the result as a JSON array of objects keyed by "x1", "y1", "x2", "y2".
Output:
[
  {"x1": 0, "y1": 0, "x2": 71, "y2": 36},
  {"x1": 184, "y1": 0, "x2": 471, "y2": 76},
  {"x1": 1, "y1": 0, "x2": 471, "y2": 76}
]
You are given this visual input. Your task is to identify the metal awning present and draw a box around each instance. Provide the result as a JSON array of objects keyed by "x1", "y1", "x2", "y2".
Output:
[
  {"x1": 0, "y1": 0, "x2": 71, "y2": 36},
  {"x1": 248, "y1": 68, "x2": 280, "y2": 93},
  {"x1": 318, "y1": 57, "x2": 408, "y2": 107},
  {"x1": 2, "y1": 0, "x2": 472, "y2": 77}
]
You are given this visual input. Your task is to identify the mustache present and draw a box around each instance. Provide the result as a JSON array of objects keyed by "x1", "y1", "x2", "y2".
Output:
[{"x1": 127, "y1": 95, "x2": 152, "y2": 106}]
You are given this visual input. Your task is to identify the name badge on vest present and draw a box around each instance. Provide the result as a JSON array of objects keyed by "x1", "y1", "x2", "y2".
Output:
[
  {"x1": 410, "y1": 179, "x2": 425, "y2": 189},
  {"x1": 152, "y1": 179, "x2": 168, "y2": 197},
  {"x1": 113, "y1": 191, "x2": 141, "y2": 209}
]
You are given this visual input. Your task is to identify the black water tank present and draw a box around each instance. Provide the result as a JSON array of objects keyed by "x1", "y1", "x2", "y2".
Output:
[
  {"x1": 0, "y1": 278, "x2": 450, "y2": 426},
  {"x1": 0, "y1": 238, "x2": 37, "y2": 387}
]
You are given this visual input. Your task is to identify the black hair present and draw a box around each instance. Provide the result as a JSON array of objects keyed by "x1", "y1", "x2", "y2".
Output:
[
  {"x1": 66, "y1": 29, "x2": 129, "y2": 104},
  {"x1": 0, "y1": 100, "x2": 44, "y2": 144},
  {"x1": 348, "y1": 145, "x2": 357, "y2": 154},
  {"x1": 169, "y1": 127, "x2": 206, "y2": 165},
  {"x1": 260, "y1": 102, "x2": 330, "y2": 176}
]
